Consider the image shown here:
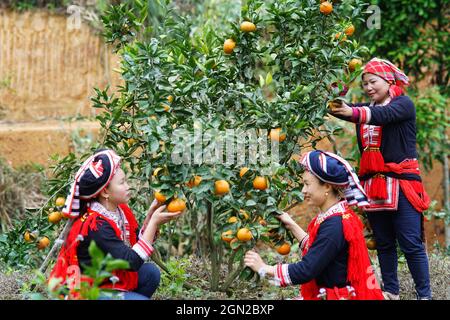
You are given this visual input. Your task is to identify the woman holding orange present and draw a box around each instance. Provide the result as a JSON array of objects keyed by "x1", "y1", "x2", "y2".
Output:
[
  {"x1": 50, "y1": 149, "x2": 183, "y2": 299},
  {"x1": 330, "y1": 58, "x2": 432, "y2": 300}
]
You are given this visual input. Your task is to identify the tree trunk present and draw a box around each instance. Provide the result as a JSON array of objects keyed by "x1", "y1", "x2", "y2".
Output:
[{"x1": 207, "y1": 200, "x2": 220, "y2": 291}]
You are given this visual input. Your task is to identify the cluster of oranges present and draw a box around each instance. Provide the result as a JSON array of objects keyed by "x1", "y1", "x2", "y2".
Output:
[
  {"x1": 24, "y1": 196, "x2": 66, "y2": 250},
  {"x1": 223, "y1": 18, "x2": 361, "y2": 96},
  {"x1": 154, "y1": 191, "x2": 187, "y2": 213},
  {"x1": 218, "y1": 165, "x2": 292, "y2": 255},
  {"x1": 223, "y1": 20, "x2": 257, "y2": 55}
]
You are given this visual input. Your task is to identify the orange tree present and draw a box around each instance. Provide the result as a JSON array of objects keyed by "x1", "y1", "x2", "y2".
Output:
[
  {"x1": 90, "y1": 0, "x2": 370, "y2": 292},
  {"x1": 15, "y1": 0, "x2": 369, "y2": 292}
]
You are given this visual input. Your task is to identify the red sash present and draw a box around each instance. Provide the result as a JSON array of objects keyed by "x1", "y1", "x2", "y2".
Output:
[
  {"x1": 359, "y1": 122, "x2": 430, "y2": 213},
  {"x1": 300, "y1": 203, "x2": 384, "y2": 300}
]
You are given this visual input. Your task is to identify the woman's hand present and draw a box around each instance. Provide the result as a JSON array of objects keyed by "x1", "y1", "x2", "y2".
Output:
[
  {"x1": 149, "y1": 205, "x2": 183, "y2": 226},
  {"x1": 276, "y1": 211, "x2": 297, "y2": 230},
  {"x1": 244, "y1": 250, "x2": 267, "y2": 273},
  {"x1": 277, "y1": 212, "x2": 307, "y2": 243},
  {"x1": 141, "y1": 205, "x2": 182, "y2": 244},
  {"x1": 329, "y1": 100, "x2": 353, "y2": 117},
  {"x1": 142, "y1": 199, "x2": 162, "y2": 229}
]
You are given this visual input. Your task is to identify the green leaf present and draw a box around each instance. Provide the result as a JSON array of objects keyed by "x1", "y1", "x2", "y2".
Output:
[
  {"x1": 88, "y1": 241, "x2": 105, "y2": 265},
  {"x1": 266, "y1": 72, "x2": 273, "y2": 85},
  {"x1": 259, "y1": 74, "x2": 265, "y2": 87},
  {"x1": 105, "y1": 259, "x2": 130, "y2": 272}
]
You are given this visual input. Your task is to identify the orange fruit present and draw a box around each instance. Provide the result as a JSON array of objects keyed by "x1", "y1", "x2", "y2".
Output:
[
  {"x1": 150, "y1": 115, "x2": 157, "y2": 120},
  {"x1": 269, "y1": 128, "x2": 286, "y2": 142},
  {"x1": 223, "y1": 39, "x2": 236, "y2": 54},
  {"x1": 167, "y1": 95, "x2": 174, "y2": 103},
  {"x1": 214, "y1": 180, "x2": 230, "y2": 195},
  {"x1": 55, "y1": 197, "x2": 65, "y2": 207},
  {"x1": 258, "y1": 218, "x2": 267, "y2": 226},
  {"x1": 277, "y1": 242, "x2": 291, "y2": 255},
  {"x1": 154, "y1": 191, "x2": 167, "y2": 203},
  {"x1": 240, "y1": 21, "x2": 256, "y2": 32},
  {"x1": 239, "y1": 167, "x2": 249, "y2": 178},
  {"x1": 366, "y1": 239, "x2": 377, "y2": 250},
  {"x1": 345, "y1": 24, "x2": 355, "y2": 36},
  {"x1": 229, "y1": 238, "x2": 240, "y2": 250},
  {"x1": 48, "y1": 211, "x2": 63, "y2": 224},
  {"x1": 253, "y1": 176, "x2": 268, "y2": 190},
  {"x1": 228, "y1": 216, "x2": 238, "y2": 224},
  {"x1": 320, "y1": 1, "x2": 333, "y2": 15},
  {"x1": 348, "y1": 58, "x2": 363, "y2": 72},
  {"x1": 186, "y1": 175, "x2": 202, "y2": 188},
  {"x1": 37, "y1": 236, "x2": 50, "y2": 250},
  {"x1": 335, "y1": 32, "x2": 347, "y2": 42},
  {"x1": 237, "y1": 228, "x2": 253, "y2": 242},
  {"x1": 167, "y1": 198, "x2": 186, "y2": 213},
  {"x1": 327, "y1": 100, "x2": 342, "y2": 111},
  {"x1": 239, "y1": 209, "x2": 250, "y2": 220},
  {"x1": 221, "y1": 230, "x2": 234, "y2": 242},
  {"x1": 163, "y1": 104, "x2": 170, "y2": 112},
  {"x1": 24, "y1": 230, "x2": 37, "y2": 243}
]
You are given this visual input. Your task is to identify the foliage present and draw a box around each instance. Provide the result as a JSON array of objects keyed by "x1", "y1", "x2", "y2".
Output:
[
  {"x1": 28, "y1": 241, "x2": 130, "y2": 300},
  {"x1": 93, "y1": 0, "x2": 370, "y2": 291},
  {"x1": 359, "y1": 0, "x2": 449, "y2": 93},
  {"x1": 413, "y1": 87, "x2": 449, "y2": 170},
  {"x1": 4, "y1": 0, "x2": 373, "y2": 294}
]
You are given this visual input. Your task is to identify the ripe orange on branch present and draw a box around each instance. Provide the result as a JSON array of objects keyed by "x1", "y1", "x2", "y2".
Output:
[
  {"x1": 167, "y1": 198, "x2": 186, "y2": 213},
  {"x1": 335, "y1": 32, "x2": 347, "y2": 42},
  {"x1": 221, "y1": 230, "x2": 234, "y2": 242},
  {"x1": 48, "y1": 211, "x2": 63, "y2": 224},
  {"x1": 55, "y1": 197, "x2": 66, "y2": 207},
  {"x1": 154, "y1": 191, "x2": 167, "y2": 203},
  {"x1": 276, "y1": 242, "x2": 291, "y2": 255},
  {"x1": 239, "y1": 209, "x2": 250, "y2": 220},
  {"x1": 345, "y1": 24, "x2": 355, "y2": 36},
  {"x1": 237, "y1": 228, "x2": 253, "y2": 242},
  {"x1": 253, "y1": 176, "x2": 268, "y2": 190},
  {"x1": 228, "y1": 216, "x2": 238, "y2": 224},
  {"x1": 223, "y1": 39, "x2": 236, "y2": 54},
  {"x1": 320, "y1": 1, "x2": 333, "y2": 15},
  {"x1": 258, "y1": 217, "x2": 267, "y2": 226},
  {"x1": 37, "y1": 236, "x2": 50, "y2": 250},
  {"x1": 215, "y1": 180, "x2": 230, "y2": 195},
  {"x1": 348, "y1": 58, "x2": 363, "y2": 72},
  {"x1": 240, "y1": 21, "x2": 256, "y2": 32},
  {"x1": 239, "y1": 167, "x2": 249, "y2": 178},
  {"x1": 269, "y1": 128, "x2": 286, "y2": 142},
  {"x1": 186, "y1": 175, "x2": 202, "y2": 188},
  {"x1": 24, "y1": 230, "x2": 37, "y2": 243}
]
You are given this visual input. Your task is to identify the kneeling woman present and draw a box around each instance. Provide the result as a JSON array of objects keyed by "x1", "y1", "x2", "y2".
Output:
[
  {"x1": 244, "y1": 150, "x2": 384, "y2": 300},
  {"x1": 50, "y1": 149, "x2": 183, "y2": 299}
]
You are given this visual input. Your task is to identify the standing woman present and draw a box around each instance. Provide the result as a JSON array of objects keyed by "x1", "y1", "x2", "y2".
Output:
[{"x1": 330, "y1": 58, "x2": 432, "y2": 300}]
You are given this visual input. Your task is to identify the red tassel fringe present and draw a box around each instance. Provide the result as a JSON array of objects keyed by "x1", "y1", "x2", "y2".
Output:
[
  {"x1": 300, "y1": 208, "x2": 384, "y2": 300},
  {"x1": 359, "y1": 149, "x2": 385, "y2": 176},
  {"x1": 369, "y1": 175, "x2": 388, "y2": 200}
]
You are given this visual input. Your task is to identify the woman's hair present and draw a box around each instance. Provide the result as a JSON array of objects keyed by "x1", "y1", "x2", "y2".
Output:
[{"x1": 318, "y1": 179, "x2": 345, "y2": 199}]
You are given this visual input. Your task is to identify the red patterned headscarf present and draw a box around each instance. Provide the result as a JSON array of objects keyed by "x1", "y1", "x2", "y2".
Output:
[{"x1": 363, "y1": 58, "x2": 409, "y2": 98}]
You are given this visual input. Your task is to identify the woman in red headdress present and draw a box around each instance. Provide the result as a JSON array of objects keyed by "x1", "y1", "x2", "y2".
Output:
[{"x1": 330, "y1": 58, "x2": 432, "y2": 300}]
